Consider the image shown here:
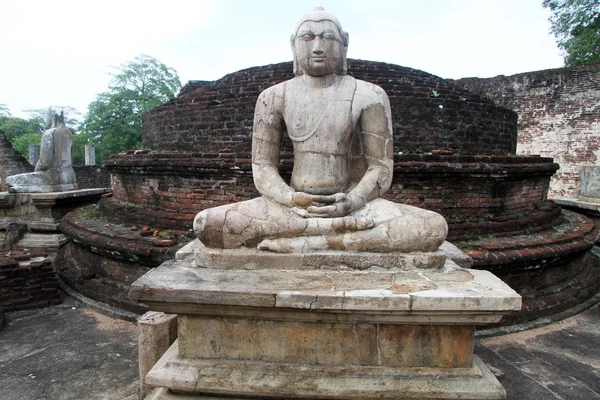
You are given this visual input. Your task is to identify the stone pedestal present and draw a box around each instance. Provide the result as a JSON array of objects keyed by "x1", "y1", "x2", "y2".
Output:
[
  {"x1": 552, "y1": 197, "x2": 600, "y2": 229},
  {"x1": 131, "y1": 241, "x2": 521, "y2": 400},
  {"x1": 0, "y1": 188, "x2": 111, "y2": 253}
]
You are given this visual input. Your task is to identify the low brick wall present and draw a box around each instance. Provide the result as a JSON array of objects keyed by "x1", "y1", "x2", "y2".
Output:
[
  {"x1": 0, "y1": 252, "x2": 62, "y2": 311},
  {"x1": 73, "y1": 165, "x2": 111, "y2": 189},
  {"x1": 0, "y1": 131, "x2": 33, "y2": 192}
]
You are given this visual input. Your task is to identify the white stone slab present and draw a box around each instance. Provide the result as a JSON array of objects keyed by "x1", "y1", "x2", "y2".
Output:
[{"x1": 130, "y1": 258, "x2": 521, "y2": 317}]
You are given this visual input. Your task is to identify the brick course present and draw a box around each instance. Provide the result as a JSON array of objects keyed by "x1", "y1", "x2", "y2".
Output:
[
  {"x1": 73, "y1": 166, "x2": 111, "y2": 189},
  {"x1": 104, "y1": 152, "x2": 559, "y2": 240}
]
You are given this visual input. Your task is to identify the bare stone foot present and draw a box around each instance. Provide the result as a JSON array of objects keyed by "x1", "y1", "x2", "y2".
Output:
[{"x1": 258, "y1": 236, "x2": 329, "y2": 253}]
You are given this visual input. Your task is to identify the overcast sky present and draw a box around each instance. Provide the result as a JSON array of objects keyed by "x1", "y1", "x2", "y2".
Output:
[{"x1": 1, "y1": 0, "x2": 563, "y2": 119}]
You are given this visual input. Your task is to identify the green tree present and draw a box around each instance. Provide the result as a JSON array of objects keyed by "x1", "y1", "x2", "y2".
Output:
[
  {"x1": 0, "y1": 104, "x2": 11, "y2": 118},
  {"x1": 0, "y1": 117, "x2": 44, "y2": 142},
  {"x1": 10, "y1": 132, "x2": 43, "y2": 159},
  {"x1": 543, "y1": 0, "x2": 600, "y2": 66},
  {"x1": 80, "y1": 54, "x2": 182, "y2": 163}
]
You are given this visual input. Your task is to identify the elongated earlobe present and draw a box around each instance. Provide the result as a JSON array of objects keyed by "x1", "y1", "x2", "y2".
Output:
[{"x1": 291, "y1": 34, "x2": 301, "y2": 76}]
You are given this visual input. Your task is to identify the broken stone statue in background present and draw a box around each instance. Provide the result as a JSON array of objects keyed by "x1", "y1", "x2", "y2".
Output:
[
  {"x1": 131, "y1": 8, "x2": 521, "y2": 399},
  {"x1": 0, "y1": 107, "x2": 110, "y2": 255},
  {"x1": 7, "y1": 108, "x2": 77, "y2": 193}
]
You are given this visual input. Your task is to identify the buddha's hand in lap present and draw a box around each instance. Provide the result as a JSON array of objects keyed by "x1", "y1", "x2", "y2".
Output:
[
  {"x1": 289, "y1": 192, "x2": 373, "y2": 232},
  {"x1": 307, "y1": 192, "x2": 365, "y2": 218}
]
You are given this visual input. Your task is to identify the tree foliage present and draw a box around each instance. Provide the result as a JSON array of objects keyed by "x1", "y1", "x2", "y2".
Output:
[
  {"x1": 79, "y1": 54, "x2": 182, "y2": 163},
  {"x1": 10, "y1": 133, "x2": 43, "y2": 159},
  {"x1": 0, "y1": 116, "x2": 44, "y2": 142},
  {"x1": 0, "y1": 104, "x2": 11, "y2": 118},
  {"x1": 543, "y1": 0, "x2": 600, "y2": 66}
]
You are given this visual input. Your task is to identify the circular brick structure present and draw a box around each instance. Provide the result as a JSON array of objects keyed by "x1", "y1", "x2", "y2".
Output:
[
  {"x1": 143, "y1": 60, "x2": 517, "y2": 156},
  {"x1": 57, "y1": 60, "x2": 599, "y2": 324}
]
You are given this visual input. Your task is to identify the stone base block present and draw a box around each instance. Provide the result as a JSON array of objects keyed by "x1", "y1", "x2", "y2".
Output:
[
  {"x1": 0, "y1": 188, "x2": 110, "y2": 230},
  {"x1": 8, "y1": 183, "x2": 79, "y2": 193},
  {"x1": 132, "y1": 247, "x2": 520, "y2": 400},
  {"x1": 193, "y1": 240, "x2": 447, "y2": 270},
  {"x1": 178, "y1": 316, "x2": 474, "y2": 368},
  {"x1": 139, "y1": 312, "x2": 178, "y2": 399},
  {"x1": 15, "y1": 233, "x2": 68, "y2": 251},
  {"x1": 145, "y1": 342, "x2": 505, "y2": 399}
]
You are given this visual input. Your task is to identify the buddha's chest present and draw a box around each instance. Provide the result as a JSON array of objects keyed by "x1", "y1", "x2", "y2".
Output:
[{"x1": 283, "y1": 77, "x2": 359, "y2": 154}]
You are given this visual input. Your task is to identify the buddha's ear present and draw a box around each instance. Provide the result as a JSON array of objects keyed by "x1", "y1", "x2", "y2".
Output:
[
  {"x1": 291, "y1": 34, "x2": 300, "y2": 76},
  {"x1": 342, "y1": 33, "x2": 350, "y2": 74}
]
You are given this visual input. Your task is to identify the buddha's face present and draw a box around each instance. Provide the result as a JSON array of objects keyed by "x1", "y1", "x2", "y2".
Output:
[{"x1": 293, "y1": 20, "x2": 344, "y2": 76}]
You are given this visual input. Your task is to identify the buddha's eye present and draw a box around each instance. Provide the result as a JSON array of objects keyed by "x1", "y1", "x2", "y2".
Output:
[
  {"x1": 300, "y1": 33, "x2": 316, "y2": 41},
  {"x1": 321, "y1": 32, "x2": 337, "y2": 41}
]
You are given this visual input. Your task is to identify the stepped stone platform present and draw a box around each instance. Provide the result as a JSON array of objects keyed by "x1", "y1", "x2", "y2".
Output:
[
  {"x1": 130, "y1": 242, "x2": 521, "y2": 399},
  {"x1": 459, "y1": 210, "x2": 600, "y2": 324}
]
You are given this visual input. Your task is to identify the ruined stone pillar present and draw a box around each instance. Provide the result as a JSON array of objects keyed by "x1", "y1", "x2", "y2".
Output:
[{"x1": 84, "y1": 144, "x2": 96, "y2": 166}]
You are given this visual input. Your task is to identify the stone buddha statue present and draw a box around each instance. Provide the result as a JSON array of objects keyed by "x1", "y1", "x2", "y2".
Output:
[
  {"x1": 7, "y1": 109, "x2": 77, "y2": 193},
  {"x1": 194, "y1": 7, "x2": 447, "y2": 253}
]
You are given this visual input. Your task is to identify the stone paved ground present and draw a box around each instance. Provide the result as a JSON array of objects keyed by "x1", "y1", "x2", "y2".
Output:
[
  {"x1": 0, "y1": 297, "x2": 138, "y2": 400},
  {"x1": 478, "y1": 302, "x2": 600, "y2": 400},
  {"x1": 0, "y1": 295, "x2": 598, "y2": 400}
]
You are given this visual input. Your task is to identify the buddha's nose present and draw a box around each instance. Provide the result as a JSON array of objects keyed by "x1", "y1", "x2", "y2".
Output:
[{"x1": 312, "y1": 37, "x2": 324, "y2": 54}]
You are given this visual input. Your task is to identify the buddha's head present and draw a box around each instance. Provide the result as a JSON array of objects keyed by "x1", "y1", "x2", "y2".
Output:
[{"x1": 291, "y1": 7, "x2": 349, "y2": 76}]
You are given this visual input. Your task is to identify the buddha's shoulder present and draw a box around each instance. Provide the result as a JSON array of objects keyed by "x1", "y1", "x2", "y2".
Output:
[
  {"x1": 258, "y1": 80, "x2": 288, "y2": 98},
  {"x1": 255, "y1": 81, "x2": 288, "y2": 111},
  {"x1": 353, "y1": 78, "x2": 388, "y2": 100}
]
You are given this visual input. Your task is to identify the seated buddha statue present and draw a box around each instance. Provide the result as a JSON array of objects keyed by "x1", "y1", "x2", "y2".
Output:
[{"x1": 194, "y1": 8, "x2": 447, "y2": 253}]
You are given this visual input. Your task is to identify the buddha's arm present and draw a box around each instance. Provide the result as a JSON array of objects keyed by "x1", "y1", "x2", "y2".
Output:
[
  {"x1": 252, "y1": 125, "x2": 294, "y2": 205},
  {"x1": 351, "y1": 89, "x2": 394, "y2": 202},
  {"x1": 252, "y1": 87, "x2": 322, "y2": 209}
]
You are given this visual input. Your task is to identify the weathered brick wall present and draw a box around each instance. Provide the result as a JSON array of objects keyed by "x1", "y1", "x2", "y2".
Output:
[
  {"x1": 104, "y1": 152, "x2": 559, "y2": 239},
  {"x1": 144, "y1": 60, "x2": 517, "y2": 156},
  {"x1": 455, "y1": 63, "x2": 600, "y2": 198},
  {"x1": 73, "y1": 165, "x2": 111, "y2": 189},
  {"x1": 0, "y1": 130, "x2": 33, "y2": 192},
  {"x1": 0, "y1": 252, "x2": 62, "y2": 311}
]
